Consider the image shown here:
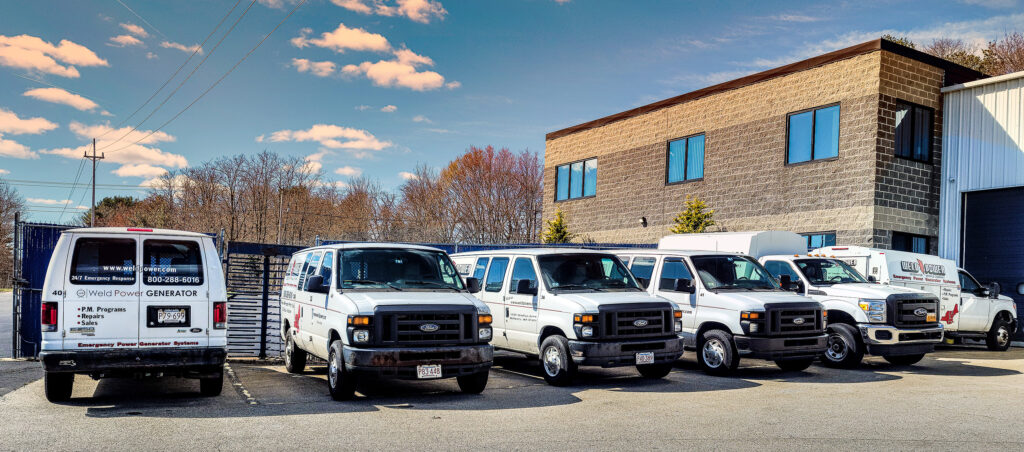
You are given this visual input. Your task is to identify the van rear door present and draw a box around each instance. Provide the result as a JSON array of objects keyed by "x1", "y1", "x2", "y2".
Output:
[
  {"x1": 138, "y1": 236, "x2": 210, "y2": 348},
  {"x1": 62, "y1": 233, "x2": 141, "y2": 350}
]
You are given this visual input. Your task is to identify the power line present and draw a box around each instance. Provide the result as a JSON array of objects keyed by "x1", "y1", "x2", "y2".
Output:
[
  {"x1": 99, "y1": 0, "x2": 257, "y2": 152},
  {"x1": 105, "y1": 0, "x2": 307, "y2": 154},
  {"x1": 114, "y1": 0, "x2": 171, "y2": 42},
  {"x1": 1, "y1": 178, "x2": 147, "y2": 189},
  {"x1": 57, "y1": 158, "x2": 87, "y2": 221},
  {"x1": 7, "y1": 72, "x2": 107, "y2": 103}
]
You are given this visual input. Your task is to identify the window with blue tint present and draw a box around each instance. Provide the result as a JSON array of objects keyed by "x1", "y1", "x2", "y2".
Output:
[
  {"x1": 787, "y1": 104, "x2": 840, "y2": 164},
  {"x1": 510, "y1": 257, "x2": 538, "y2": 292},
  {"x1": 800, "y1": 232, "x2": 836, "y2": 251},
  {"x1": 895, "y1": 102, "x2": 933, "y2": 162},
  {"x1": 764, "y1": 260, "x2": 801, "y2": 282},
  {"x1": 556, "y1": 165, "x2": 570, "y2": 201},
  {"x1": 554, "y1": 158, "x2": 598, "y2": 201},
  {"x1": 629, "y1": 256, "x2": 657, "y2": 288},
  {"x1": 666, "y1": 133, "x2": 705, "y2": 183},
  {"x1": 485, "y1": 257, "x2": 510, "y2": 292},
  {"x1": 891, "y1": 232, "x2": 930, "y2": 254},
  {"x1": 472, "y1": 257, "x2": 489, "y2": 280},
  {"x1": 658, "y1": 258, "x2": 694, "y2": 291}
]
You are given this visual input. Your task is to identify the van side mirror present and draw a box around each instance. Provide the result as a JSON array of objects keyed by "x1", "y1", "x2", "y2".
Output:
[
  {"x1": 867, "y1": 275, "x2": 877, "y2": 283},
  {"x1": 1018, "y1": 282, "x2": 1024, "y2": 296},
  {"x1": 465, "y1": 277, "x2": 481, "y2": 293},
  {"x1": 673, "y1": 278, "x2": 696, "y2": 294},
  {"x1": 988, "y1": 282, "x2": 1001, "y2": 299},
  {"x1": 304, "y1": 275, "x2": 328, "y2": 294},
  {"x1": 779, "y1": 275, "x2": 802, "y2": 293},
  {"x1": 515, "y1": 279, "x2": 537, "y2": 295}
]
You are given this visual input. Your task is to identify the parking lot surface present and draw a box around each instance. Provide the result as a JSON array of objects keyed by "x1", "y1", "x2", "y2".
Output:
[{"x1": 1, "y1": 348, "x2": 1022, "y2": 451}]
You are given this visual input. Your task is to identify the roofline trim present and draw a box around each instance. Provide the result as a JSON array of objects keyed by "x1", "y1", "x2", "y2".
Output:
[{"x1": 942, "y1": 69, "x2": 1024, "y2": 93}]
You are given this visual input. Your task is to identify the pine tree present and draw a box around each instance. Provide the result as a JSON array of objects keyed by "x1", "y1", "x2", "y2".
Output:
[
  {"x1": 670, "y1": 196, "x2": 716, "y2": 234},
  {"x1": 541, "y1": 208, "x2": 576, "y2": 244}
]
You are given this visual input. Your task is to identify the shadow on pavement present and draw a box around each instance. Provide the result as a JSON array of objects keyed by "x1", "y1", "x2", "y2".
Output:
[{"x1": 0, "y1": 360, "x2": 42, "y2": 397}]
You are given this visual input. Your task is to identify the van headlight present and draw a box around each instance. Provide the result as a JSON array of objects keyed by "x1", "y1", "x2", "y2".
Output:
[
  {"x1": 352, "y1": 330, "x2": 370, "y2": 343},
  {"x1": 580, "y1": 326, "x2": 594, "y2": 337},
  {"x1": 478, "y1": 327, "x2": 492, "y2": 341},
  {"x1": 858, "y1": 299, "x2": 886, "y2": 323},
  {"x1": 573, "y1": 313, "x2": 599, "y2": 339}
]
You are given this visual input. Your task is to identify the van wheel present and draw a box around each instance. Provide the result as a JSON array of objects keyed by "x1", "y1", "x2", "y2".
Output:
[
  {"x1": 327, "y1": 341, "x2": 356, "y2": 400},
  {"x1": 284, "y1": 333, "x2": 307, "y2": 373},
  {"x1": 986, "y1": 318, "x2": 1013, "y2": 351},
  {"x1": 636, "y1": 363, "x2": 673, "y2": 379},
  {"x1": 820, "y1": 323, "x2": 864, "y2": 369},
  {"x1": 199, "y1": 368, "x2": 224, "y2": 397},
  {"x1": 883, "y1": 354, "x2": 925, "y2": 366},
  {"x1": 774, "y1": 358, "x2": 815, "y2": 372},
  {"x1": 539, "y1": 335, "x2": 576, "y2": 386},
  {"x1": 44, "y1": 372, "x2": 73, "y2": 402},
  {"x1": 697, "y1": 329, "x2": 739, "y2": 375},
  {"x1": 456, "y1": 371, "x2": 489, "y2": 394}
]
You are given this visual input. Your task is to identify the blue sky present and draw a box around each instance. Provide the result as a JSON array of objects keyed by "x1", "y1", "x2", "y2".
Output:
[{"x1": 1, "y1": 0, "x2": 1022, "y2": 222}]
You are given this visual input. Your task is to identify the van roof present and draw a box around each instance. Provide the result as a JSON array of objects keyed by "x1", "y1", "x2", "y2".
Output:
[
  {"x1": 615, "y1": 249, "x2": 744, "y2": 257},
  {"x1": 65, "y1": 227, "x2": 211, "y2": 238},
  {"x1": 451, "y1": 248, "x2": 620, "y2": 257},
  {"x1": 296, "y1": 242, "x2": 446, "y2": 253}
]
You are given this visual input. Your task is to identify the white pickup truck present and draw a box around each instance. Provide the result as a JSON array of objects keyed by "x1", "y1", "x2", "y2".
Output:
[
  {"x1": 451, "y1": 249, "x2": 684, "y2": 386},
  {"x1": 39, "y1": 227, "x2": 227, "y2": 402},
  {"x1": 618, "y1": 246, "x2": 828, "y2": 374},
  {"x1": 280, "y1": 244, "x2": 493, "y2": 400}
]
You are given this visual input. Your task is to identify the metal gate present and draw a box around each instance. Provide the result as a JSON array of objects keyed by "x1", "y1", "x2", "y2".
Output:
[
  {"x1": 224, "y1": 242, "x2": 303, "y2": 358},
  {"x1": 11, "y1": 221, "x2": 72, "y2": 358}
]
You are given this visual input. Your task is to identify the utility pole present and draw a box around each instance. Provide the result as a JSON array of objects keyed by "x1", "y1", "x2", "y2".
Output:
[{"x1": 84, "y1": 138, "x2": 104, "y2": 227}]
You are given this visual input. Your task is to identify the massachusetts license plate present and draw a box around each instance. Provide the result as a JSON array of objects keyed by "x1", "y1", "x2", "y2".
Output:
[
  {"x1": 157, "y1": 308, "x2": 187, "y2": 324},
  {"x1": 636, "y1": 352, "x2": 655, "y2": 365},
  {"x1": 416, "y1": 364, "x2": 442, "y2": 379}
]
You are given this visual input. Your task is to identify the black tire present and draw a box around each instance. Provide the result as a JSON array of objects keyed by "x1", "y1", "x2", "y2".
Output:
[
  {"x1": 284, "y1": 332, "x2": 307, "y2": 374},
  {"x1": 636, "y1": 363, "x2": 673, "y2": 379},
  {"x1": 456, "y1": 371, "x2": 489, "y2": 394},
  {"x1": 883, "y1": 353, "x2": 925, "y2": 366},
  {"x1": 199, "y1": 368, "x2": 224, "y2": 397},
  {"x1": 539, "y1": 335, "x2": 576, "y2": 386},
  {"x1": 774, "y1": 358, "x2": 815, "y2": 372},
  {"x1": 43, "y1": 372, "x2": 73, "y2": 402},
  {"x1": 820, "y1": 323, "x2": 865, "y2": 369},
  {"x1": 697, "y1": 329, "x2": 740, "y2": 375},
  {"x1": 986, "y1": 317, "x2": 1013, "y2": 351},
  {"x1": 327, "y1": 341, "x2": 356, "y2": 401}
]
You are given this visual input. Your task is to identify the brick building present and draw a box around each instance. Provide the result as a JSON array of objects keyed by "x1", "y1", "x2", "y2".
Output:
[{"x1": 542, "y1": 39, "x2": 985, "y2": 253}]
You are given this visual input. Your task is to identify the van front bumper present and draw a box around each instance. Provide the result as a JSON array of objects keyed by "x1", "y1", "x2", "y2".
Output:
[
  {"x1": 859, "y1": 324, "x2": 943, "y2": 356},
  {"x1": 734, "y1": 334, "x2": 828, "y2": 360},
  {"x1": 568, "y1": 336, "x2": 684, "y2": 367},
  {"x1": 40, "y1": 347, "x2": 226, "y2": 376},
  {"x1": 342, "y1": 344, "x2": 492, "y2": 379}
]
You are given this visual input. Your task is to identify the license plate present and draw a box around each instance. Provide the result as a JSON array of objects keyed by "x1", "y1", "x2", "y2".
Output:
[
  {"x1": 416, "y1": 364, "x2": 442, "y2": 379},
  {"x1": 636, "y1": 352, "x2": 655, "y2": 365},
  {"x1": 157, "y1": 309, "x2": 187, "y2": 324},
  {"x1": 926, "y1": 313, "x2": 937, "y2": 322}
]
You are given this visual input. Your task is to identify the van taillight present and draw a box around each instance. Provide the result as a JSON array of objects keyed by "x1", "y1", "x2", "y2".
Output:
[
  {"x1": 213, "y1": 302, "x2": 227, "y2": 329},
  {"x1": 41, "y1": 302, "x2": 58, "y2": 332}
]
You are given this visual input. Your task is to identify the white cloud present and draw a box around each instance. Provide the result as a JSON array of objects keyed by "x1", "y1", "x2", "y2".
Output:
[
  {"x1": 331, "y1": 0, "x2": 447, "y2": 24},
  {"x1": 160, "y1": 41, "x2": 203, "y2": 54},
  {"x1": 554, "y1": 0, "x2": 571, "y2": 3},
  {"x1": 41, "y1": 121, "x2": 187, "y2": 168},
  {"x1": 398, "y1": 171, "x2": 417, "y2": 180},
  {"x1": 255, "y1": 134, "x2": 265, "y2": 142},
  {"x1": 334, "y1": 165, "x2": 362, "y2": 176},
  {"x1": 0, "y1": 34, "x2": 108, "y2": 78},
  {"x1": 0, "y1": 107, "x2": 58, "y2": 134},
  {"x1": 959, "y1": 0, "x2": 1017, "y2": 8},
  {"x1": 341, "y1": 48, "x2": 447, "y2": 91},
  {"x1": 27, "y1": 197, "x2": 77, "y2": 206},
  {"x1": 257, "y1": 0, "x2": 285, "y2": 8},
  {"x1": 425, "y1": 128, "x2": 452, "y2": 134},
  {"x1": 146, "y1": 52, "x2": 158, "y2": 60},
  {"x1": 0, "y1": 169, "x2": 8, "y2": 175},
  {"x1": 380, "y1": 105, "x2": 397, "y2": 112},
  {"x1": 412, "y1": 115, "x2": 432, "y2": 123},
  {"x1": 140, "y1": 174, "x2": 190, "y2": 189},
  {"x1": 108, "y1": 35, "x2": 143, "y2": 48},
  {"x1": 269, "y1": 124, "x2": 392, "y2": 151},
  {"x1": 112, "y1": 163, "x2": 169, "y2": 178},
  {"x1": 768, "y1": 14, "x2": 822, "y2": 23},
  {"x1": 355, "y1": 105, "x2": 372, "y2": 111},
  {"x1": 119, "y1": 23, "x2": 149, "y2": 38},
  {"x1": 301, "y1": 149, "x2": 330, "y2": 173},
  {"x1": 445, "y1": 80, "x2": 461, "y2": 89},
  {"x1": 0, "y1": 134, "x2": 36, "y2": 159},
  {"x1": 291, "y1": 24, "x2": 390, "y2": 53},
  {"x1": 23, "y1": 87, "x2": 99, "y2": 111},
  {"x1": 291, "y1": 58, "x2": 336, "y2": 77}
]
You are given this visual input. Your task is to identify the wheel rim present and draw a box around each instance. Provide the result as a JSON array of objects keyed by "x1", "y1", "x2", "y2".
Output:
[
  {"x1": 285, "y1": 338, "x2": 293, "y2": 366},
  {"x1": 542, "y1": 346, "x2": 562, "y2": 377},
  {"x1": 702, "y1": 338, "x2": 725, "y2": 368},
  {"x1": 328, "y1": 352, "x2": 339, "y2": 388},
  {"x1": 997, "y1": 326, "x2": 1010, "y2": 347},
  {"x1": 825, "y1": 332, "x2": 849, "y2": 361}
]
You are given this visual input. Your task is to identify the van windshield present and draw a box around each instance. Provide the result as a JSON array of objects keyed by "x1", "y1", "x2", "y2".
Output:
[
  {"x1": 690, "y1": 255, "x2": 781, "y2": 291},
  {"x1": 338, "y1": 248, "x2": 465, "y2": 291},
  {"x1": 537, "y1": 254, "x2": 641, "y2": 292},
  {"x1": 795, "y1": 258, "x2": 867, "y2": 285}
]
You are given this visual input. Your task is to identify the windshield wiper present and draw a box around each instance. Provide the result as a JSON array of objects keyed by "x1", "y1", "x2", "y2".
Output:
[
  {"x1": 403, "y1": 280, "x2": 460, "y2": 291},
  {"x1": 345, "y1": 279, "x2": 403, "y2": 291},
  {"x1": 552, "y1": 284, "x2": 601, "y2": 291}
]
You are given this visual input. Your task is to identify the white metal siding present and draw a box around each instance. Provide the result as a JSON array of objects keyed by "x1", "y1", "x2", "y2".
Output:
[{"x1": 939, "y1": 72, "x2": 1024, "y2": 263}]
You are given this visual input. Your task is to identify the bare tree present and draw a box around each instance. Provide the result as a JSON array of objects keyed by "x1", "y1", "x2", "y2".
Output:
[
  {"x1": 922, "y1": 38, "x2": 985, "y2": 73},
  {"x1": 984, "y1": 32, "x2": 1024, "y2": 75},
  {"x1": 0, "y1": 181, "x2": 24, "y2": 287}
]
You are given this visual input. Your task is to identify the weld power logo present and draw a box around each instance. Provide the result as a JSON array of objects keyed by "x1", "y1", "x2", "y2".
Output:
[
  {"x1": 941, "y1": 304, "x2": 958, "y2": 325},
  {"x1": 900, "y1": 259, "x2": 945, "y2": 276}
]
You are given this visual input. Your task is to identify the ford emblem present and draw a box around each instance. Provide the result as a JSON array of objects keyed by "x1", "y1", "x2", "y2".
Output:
[
  {"x1": 913, "y1": 308, "x2": 928, "y2": 317},
  {"x1": 419, "y1": 323, "x2": 440, "y2": 333},
  {"x1": 633, "y1": 319, "x2": 649, "y2": 328},
  {"x1": 793, "y1": 317, "x2": 805, "y2": 325}
]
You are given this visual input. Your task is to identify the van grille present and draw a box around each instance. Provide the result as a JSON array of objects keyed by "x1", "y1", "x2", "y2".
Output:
[
  {"x1": 598, "y1": 303, "x2": 674, "y2": 339},
  {"x1": 765, "y1": 303, "x2": 824, "y2": 337},
  {"x1": 376, "y1": 305, "x2": 477, "y2": 346}
]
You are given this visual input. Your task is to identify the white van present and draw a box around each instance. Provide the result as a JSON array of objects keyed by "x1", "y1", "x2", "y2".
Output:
[
  {"x1": 280, "y1": 244, "x2": 493, "y2": 400},
  {"x1": 38, "y1": 227, "x2": 227, "y2": 402},
  {"x1": 618, "y1": 247, "x2": 828, "y2": 374},
  {"x1": 451, "y1": 249, "x2": 684, "y2": 386},
  {"x1": 816, "y1": 246, "x2": 1018, "y2": 351}
]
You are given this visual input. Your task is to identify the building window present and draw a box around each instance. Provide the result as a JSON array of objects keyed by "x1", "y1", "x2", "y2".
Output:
[
  {"x1": 555, "y1": 158, "x2": 597, "y2": 201},
  {"x1": 801, "y1": 232, "x2": 836, "y2": 251},
  {"x1": 787, "y1": 104, "x2": 840, "y2": 164},
  {"x1": 891, "y1": 232, "x2": 929, "y2": 254},
  {"x1": 894, "y1": 101, "x2": 933, "y2": 162},
  {"x1": 666, "y1": 134, "x2": 705, "y2": 184}
]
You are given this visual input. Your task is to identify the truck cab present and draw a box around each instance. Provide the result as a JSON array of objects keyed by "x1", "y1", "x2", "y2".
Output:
[
  {"x1": 280, "y1": 244, "x2": 493, "y2": 400},
  {"x1": 451, "y1": 249, "x2": 684, "y2": 386},
  {"x1": 952, "y1": 268, "x2": 1018, "y2": 350},
  {"x1": 618, "y1": 248, "x2": 828, "y2": 375}
]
